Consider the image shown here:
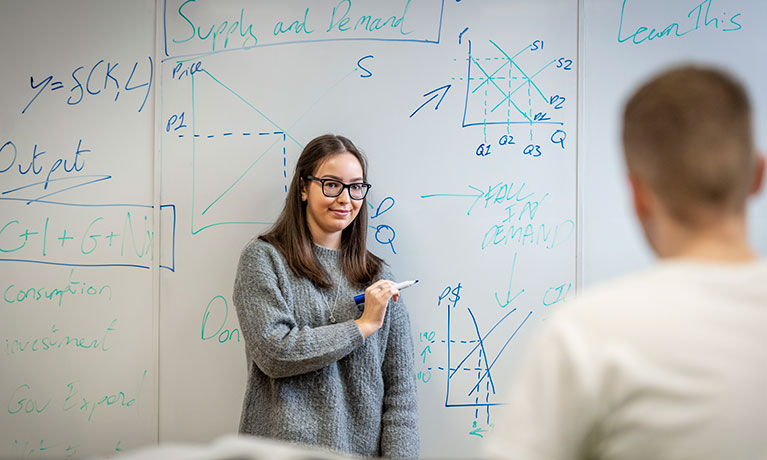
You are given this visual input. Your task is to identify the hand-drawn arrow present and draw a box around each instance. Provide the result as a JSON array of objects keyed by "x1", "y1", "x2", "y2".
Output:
[
  {"x1": 495, "y1": 252, "x2": 525, "y2": 308},
  {"x1": 420, "y1": 185, "x2": 485, "y2": 216},
  {"x1": 409, "y1": 84, "x2": 451, "y2": 118}
]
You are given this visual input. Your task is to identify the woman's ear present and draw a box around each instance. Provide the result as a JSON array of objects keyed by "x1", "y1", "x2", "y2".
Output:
[
  {"x1": 750, "y1": 153, "x2": 765, "y2": 196},
  {"x1": 299, "y1": 177, "x2": 308, "y2": 202}
]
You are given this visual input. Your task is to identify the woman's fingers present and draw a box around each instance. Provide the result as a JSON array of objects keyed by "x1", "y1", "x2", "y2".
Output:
[
  {"x1": 356, "y1": 280, "x2": 402, "y2": 338},
  {"x1": 369, "y1": 282, "x2": 399, "y2": 304},
  {"x1": 366, "y1": 279, "x2": 393, "y2": 295}
]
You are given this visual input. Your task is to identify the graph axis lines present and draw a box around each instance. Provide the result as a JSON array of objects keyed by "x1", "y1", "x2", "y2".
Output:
[
  {"x1": 461, "y1": 39, "x2": 565, "y2": 130},
  {"x1": 185, "y1": 63, "x2": 367, "y2": 235},
  {"x1": 189, "y1": 68, "x2": 299, "y2": 235},
  {"x1": 443, "y1": 300, "x2": 531, "y2": 414}
]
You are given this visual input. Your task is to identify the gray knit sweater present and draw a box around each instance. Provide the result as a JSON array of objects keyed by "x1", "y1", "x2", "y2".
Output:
[{"x1": 232, "y1": 239, "x2": 419, "y2": 459}]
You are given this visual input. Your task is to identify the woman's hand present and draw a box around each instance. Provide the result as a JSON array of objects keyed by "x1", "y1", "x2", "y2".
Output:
[{"x1": 355, "y1": 279, "x2": 399, "y2": 339}]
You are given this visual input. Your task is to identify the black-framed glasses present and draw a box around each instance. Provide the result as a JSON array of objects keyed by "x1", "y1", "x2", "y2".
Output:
[{"x1": 305, "y1": 175, "x2": 371, "y2": 200}]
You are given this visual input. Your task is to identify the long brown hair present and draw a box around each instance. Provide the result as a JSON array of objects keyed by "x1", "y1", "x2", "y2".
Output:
[{"x1": 259, "y1": 134, "x2": 383, "y2": 289}]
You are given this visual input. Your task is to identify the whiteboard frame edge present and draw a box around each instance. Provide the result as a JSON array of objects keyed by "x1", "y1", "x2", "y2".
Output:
[
  {"x1": 576, "y1": 0, "x2": 585, "y2": 293},
  {"x1": 151, "y1": 0, "x2": 164, "y2": 446}
]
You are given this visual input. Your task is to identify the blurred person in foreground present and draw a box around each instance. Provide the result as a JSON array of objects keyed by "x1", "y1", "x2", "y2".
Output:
[{"x1": 486, "y1": 65, "x2": 767, "y2": 460}]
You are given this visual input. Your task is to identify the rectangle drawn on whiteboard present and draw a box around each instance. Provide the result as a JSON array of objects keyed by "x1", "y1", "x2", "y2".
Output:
[
  {"x1": 162, "y1": 0, "x2": 446, "y2": 61},
  {"x1": 0, "y1": 200, "x2": 176, "y2": 271},
  {"x1": 461, "y1": 39, "x2": 566, "y2": 129}
]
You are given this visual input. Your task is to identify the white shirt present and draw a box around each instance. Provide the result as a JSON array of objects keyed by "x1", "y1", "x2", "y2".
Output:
[{"x1": 486, "y1": 259, "x2": 767, "y2": 460}]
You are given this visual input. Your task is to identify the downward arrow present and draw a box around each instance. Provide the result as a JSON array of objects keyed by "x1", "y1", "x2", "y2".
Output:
[{"x1": 495, "y1": 252, "x2": 525, "y2": 308}]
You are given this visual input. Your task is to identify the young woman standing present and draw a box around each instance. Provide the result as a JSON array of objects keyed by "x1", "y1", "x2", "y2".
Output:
[{"x1": 233, "y1": 134, "x2": 419, "y2": 459}]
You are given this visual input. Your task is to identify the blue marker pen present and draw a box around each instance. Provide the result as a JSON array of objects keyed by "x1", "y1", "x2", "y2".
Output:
[{"x1": 354, "y1": 280, "x2": 419, "y2": 305}]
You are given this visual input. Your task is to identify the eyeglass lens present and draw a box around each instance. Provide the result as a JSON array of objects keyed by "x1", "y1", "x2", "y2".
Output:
[{"x1": 322, "y1": 180, "x2": 367, "y2": 199}]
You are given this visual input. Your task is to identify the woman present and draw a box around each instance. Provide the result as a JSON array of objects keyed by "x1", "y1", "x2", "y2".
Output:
[{"x1": 233, "y1": 134, "x2": 419, "y2": 459}]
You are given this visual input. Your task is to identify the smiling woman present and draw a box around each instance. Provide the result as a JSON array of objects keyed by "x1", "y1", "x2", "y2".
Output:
[
  {"x1": 301, "y1": 155, "x2": 367, "y2": 250},
  {"x1": 232, "y1": 134, "x2": 419, "y2": 459}
]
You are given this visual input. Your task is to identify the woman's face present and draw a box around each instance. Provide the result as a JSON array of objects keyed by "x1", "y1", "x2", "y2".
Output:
[{"x1": 301, "y1": 152, "x2": 364, "y2": 248}]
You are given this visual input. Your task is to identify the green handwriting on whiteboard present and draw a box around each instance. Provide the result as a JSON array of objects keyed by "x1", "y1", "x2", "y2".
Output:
[{"x1": 201, "y1": 295, "x2": 241, "y2": 344}]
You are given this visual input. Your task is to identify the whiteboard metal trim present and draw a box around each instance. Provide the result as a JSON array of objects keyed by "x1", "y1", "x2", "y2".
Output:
[
  {"x1": 576, "y1": 0, "x2": 585, "y2": 293},
  {"x1": 151, "y1": 0, "x2": 164, "y2": 445}
]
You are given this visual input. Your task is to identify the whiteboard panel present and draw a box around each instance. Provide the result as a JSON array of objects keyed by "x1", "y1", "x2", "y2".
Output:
[
  {"x1": 0, "y1": 1, "x2": 158, "y2": 458},
  {"x1": 158, "y1": 1, "x2": 577, "y2": 458},
  {"x1": 2, "y1": 1, "x2": 764, "y2": 458},
  {"x1": 581, "y1": 0, "x2": 767, "y2": 286}
]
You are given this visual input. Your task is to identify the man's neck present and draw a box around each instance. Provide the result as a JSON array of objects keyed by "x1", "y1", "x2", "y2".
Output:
[{"x1": 655, "y1": 214, "x2": 756, "y2": 262}]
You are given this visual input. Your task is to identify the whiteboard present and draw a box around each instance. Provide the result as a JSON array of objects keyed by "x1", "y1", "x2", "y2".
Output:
[
  {"x1": 158, "y1": 0, "x2": 576, "y2": 458},
  {"x1": 581, "y1": 0, "x2": 767, "y2": 286},
  {"x1": 1, "y1": 1, "x2": 765, "y2": 459},
  {"x1": 0, "y1": 0, "x2": 160, "y2": 458}
]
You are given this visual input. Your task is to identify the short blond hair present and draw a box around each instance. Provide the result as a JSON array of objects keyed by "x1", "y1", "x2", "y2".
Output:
[{"x1": 622, "y1": 66, "x2": 755, "y2": 226}]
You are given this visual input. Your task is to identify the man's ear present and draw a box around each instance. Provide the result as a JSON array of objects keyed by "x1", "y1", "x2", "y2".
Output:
[
  {"x1": 628, "y1": 173, "x2": 652, "y2": 221},
  {"x1": 751, "y1": 153, "x2": 765, "y2": 196}
]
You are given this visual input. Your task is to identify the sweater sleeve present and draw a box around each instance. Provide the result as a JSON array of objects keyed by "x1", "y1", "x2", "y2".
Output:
[
  {"x1": 484, "y1": 312, "x2": 601, "y2": 460},
  {"x1": 232, "y1": 242, "x2": 364, "y2": 379},
  {"x1": 379, "y1": 295, "x2": 420, "y2": 460}
]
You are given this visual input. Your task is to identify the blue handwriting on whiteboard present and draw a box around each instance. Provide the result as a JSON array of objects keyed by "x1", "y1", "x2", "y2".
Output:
[
  {"x1": 174, "y1": 3, "x2": 258, "y2": 51},
  {"x1": 163, "y1": 0, "x2": 444, "y2": 61},
  {"x1": 171, "y1": 60, "x2": 204, "y2": 81},
  {"x1": 476, "y1": 131, "x2": 566, "y2": 159},
  {"x1": 22, "y1": 57, "x2": 153, "y2": 114},
  {"x1": 421, "y1": 181, "x2": 536, "y2": 216},
  {"x1": 201, "y1": 296, "x2": 241, "y2": 344},
  {"x1": 409, "y1": 84, "x2": 451, "y2": 118},
  {"x1": 368, "y1": 196, "x2": 398, "y2": 255},
  {"x1": 543, "y1": 282, "x2": 572, "y2": 307},
  {"x1": 0, "y1": 139, "x2": 106, "y2": 204},
  {"x1": 618, "y1": 0, "x2": 742, "y2": 45},
  {"x1": 0, "y1": 202, "x2": 176, "y2": 271},
  {"x1": 327, "y1": 0, "x2": 414, "y2": 35},
  {"x1": 274, "y1": 8, "x2": 314, "y2": 36},
  {"x1": 62, "y1": 372, "x2": 146, "y2": 423},
  {"x1": 4, "y1": 268, "x2": 112, "y2": 308},
  {"x1": 482, "y1": 218, "x2": 574, "y2": 251},
  {"x1": 4, "y1": 319, "x2": 117, "y2": 356},
  {"x1": 11, "y1": 439, "x2": 83, "y2": 458},
  {"x1": 357, "y1": 55, "x2": 374, "y2": 78},
  {"x1": 494, "y1": 252, "x2": 525, "y2": 308}
]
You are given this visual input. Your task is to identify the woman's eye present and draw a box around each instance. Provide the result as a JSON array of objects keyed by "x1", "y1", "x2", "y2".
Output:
[
  {"x1": 349, "y1": 184, "x2": 362, "y2": 192},
  {"x1": 326, "y1": 182, "x2": 341, "y2": 190}
]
